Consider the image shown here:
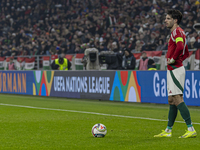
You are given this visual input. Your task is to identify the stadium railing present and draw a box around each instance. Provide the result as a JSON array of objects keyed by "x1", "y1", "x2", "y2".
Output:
[{"x1": 0, "y1": 48, "x2": 198, "y2": 70}]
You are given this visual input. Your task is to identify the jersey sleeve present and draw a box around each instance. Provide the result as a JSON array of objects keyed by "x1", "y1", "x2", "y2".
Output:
[
  {"x1": 182, "y1": 44, "x2": 189, "y2": 61},
  {"x1": 171, "y1": 29, "x2": 186, "y2": 60}
]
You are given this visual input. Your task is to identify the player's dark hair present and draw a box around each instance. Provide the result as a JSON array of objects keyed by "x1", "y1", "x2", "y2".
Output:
[{"x1": 167, "y1": 9, "x2": 182, "y2": 25}]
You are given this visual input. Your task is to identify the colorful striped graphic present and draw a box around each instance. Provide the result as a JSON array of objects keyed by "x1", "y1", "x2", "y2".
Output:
[
  {"x1": 110, "y1": 71, "x2": 141, "y2": 102},
  {"x1": 33, "y1": 71, "x2": 54, "y2": 96}
]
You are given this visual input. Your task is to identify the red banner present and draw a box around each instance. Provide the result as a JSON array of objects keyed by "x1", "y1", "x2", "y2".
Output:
[
  {"x1": 43, "y1": 56, "x2": 50, "y2": 61},
  {"x1": 65, "y1": 55, "x2": 74, "y2": 61},
  {"x1": 25, "y1": 57, "x2": 35, "y2": 63},
  {"x1": 0, "y1": 57, "x2": 5, "y2": 61},
  {"x1": 6, "y1": 57, "x2": 14, "y2": 62},
  {"x1": 51, "y1": 55, "x2": 58, "y2": 60},
  {"x1": 17, "y1": 57, "x2": 25, "y2": 62},
  {"x1": 75, "y1": 53, "x2": 84, "y2": 59}
]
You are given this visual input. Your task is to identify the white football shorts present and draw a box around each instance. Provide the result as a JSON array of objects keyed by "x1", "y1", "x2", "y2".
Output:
[{"x1": 167, "y1": 66, "x2": 185, "y2": 96}]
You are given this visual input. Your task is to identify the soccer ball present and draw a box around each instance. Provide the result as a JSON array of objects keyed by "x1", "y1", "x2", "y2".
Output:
[{"x1": 92, "y1": 123, "x2": 107, "y2": 137}]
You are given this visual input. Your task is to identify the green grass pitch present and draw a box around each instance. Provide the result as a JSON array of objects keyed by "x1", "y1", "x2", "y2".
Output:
[{"x1": 0, "y1": 94, "x2": 199, "y2": 150}]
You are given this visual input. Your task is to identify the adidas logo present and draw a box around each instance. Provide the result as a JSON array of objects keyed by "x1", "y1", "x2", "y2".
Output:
[{"x1": 169, "y1": 90, "x2": 172, "y2": 94}]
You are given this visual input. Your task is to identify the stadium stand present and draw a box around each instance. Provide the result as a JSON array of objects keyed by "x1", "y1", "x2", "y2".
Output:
[{"x1": 0, "y1": 0, "x2": 200, "y2": 70}]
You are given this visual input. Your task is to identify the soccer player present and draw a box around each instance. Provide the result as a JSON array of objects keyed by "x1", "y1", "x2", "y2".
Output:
[{"x1": 154, "y1": 9, "x2": 197, "y2": 138}]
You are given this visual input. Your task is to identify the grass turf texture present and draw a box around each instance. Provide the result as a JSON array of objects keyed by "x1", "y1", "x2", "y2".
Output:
[{"x1": 0, "y1": 94, "x2": 199, "y2": 150}]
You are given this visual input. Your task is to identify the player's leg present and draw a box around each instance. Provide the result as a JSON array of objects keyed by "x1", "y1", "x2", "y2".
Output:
[
  {"x1": 174, "y1": 95, "x2": 190, "y2": 126},
  {"x1": 171, "y1": 66, "x2": 196, "y2": 138},
  {"x1": 174, "y1": 95, "x2": 197, "y2": 138},
  {"x1": 166, "y1": 95, "x2": 178, "y2": 132},
  {"x1": 154, "y1": 70, "x2": 174, "y2": 137},
  {"x1": 154, "y1": 96, "x2": 177, "y2": 137}
]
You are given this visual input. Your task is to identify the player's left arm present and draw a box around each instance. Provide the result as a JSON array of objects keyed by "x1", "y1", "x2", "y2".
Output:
[
  {"x1": 182, "y1": 44, "x2": 189, "y2": 61},
  {"x1": 170, "y1": 30, "x2": 187, "y2": 63}
]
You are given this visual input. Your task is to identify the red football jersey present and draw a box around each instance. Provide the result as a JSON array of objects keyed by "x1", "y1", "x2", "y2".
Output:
[{"x1": 167, "y1": 27, "x2": 189, "y2": 70}]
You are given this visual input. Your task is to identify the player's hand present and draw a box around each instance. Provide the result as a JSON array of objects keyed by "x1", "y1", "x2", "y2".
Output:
[
  {"x1": 167, "y1": 58, "x2": 172, "y2": 65},
  {"x1": 167, "y1": 58, "x2": 175, "y2": 65}
]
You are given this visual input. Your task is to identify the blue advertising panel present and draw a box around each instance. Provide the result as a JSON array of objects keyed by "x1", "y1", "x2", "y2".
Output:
[
  {"x1": 0, "y1": 70, "x2": 199, "y2": 106},
  {"x1": 137, "y1": 71, "x2": 168, "y2": 104},
  {"x1": 0, "y1": 71, "x2": 33, "y2": 95},
  {"x1": 137, "y1": 71, "x2": 200, "y2": 106},
  {"x1": 184, "y1": 71, "x2": 200, "y2": 106}
]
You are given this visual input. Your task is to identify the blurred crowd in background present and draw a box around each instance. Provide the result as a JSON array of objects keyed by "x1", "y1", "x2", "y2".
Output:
[{"x1": 0, "y1": 0, "x2": 200, "y2": 58}]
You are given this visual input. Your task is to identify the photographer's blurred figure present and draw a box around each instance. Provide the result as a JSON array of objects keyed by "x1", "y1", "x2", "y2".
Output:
[
  {"x1": 147, "y1": 59, "x2": 157, "y2": 70},
  {"x1": 122, "y1": 50, "x2": 136, "y2": 70},
  {"x1": 51, "y1": 53, "x2": 71, "y2": 70}
]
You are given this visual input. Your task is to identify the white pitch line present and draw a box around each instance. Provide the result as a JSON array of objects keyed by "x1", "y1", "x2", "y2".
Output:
[
  {"x1": 0, "y1": 103, "x2": 200, "y2": 125},
  {"x1": 2, "y1": 94, "x2": 200, "y2": 111}
]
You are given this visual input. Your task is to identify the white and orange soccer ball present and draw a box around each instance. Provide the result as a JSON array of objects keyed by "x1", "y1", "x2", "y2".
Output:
[{"x1": 92, "y1": 123, "x2": 107, "y2": 137}]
